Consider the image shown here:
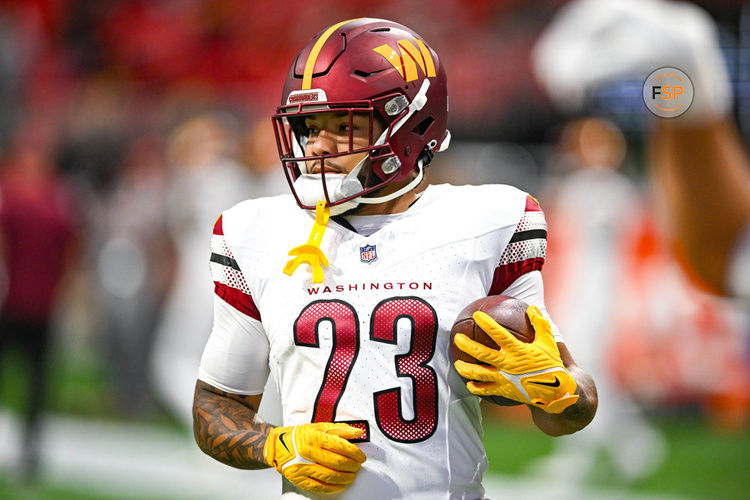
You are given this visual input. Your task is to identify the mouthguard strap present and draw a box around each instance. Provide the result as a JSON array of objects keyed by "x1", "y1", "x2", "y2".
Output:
[{"x1": 283, "y1": 201, "x2": 330, "y2": 283}]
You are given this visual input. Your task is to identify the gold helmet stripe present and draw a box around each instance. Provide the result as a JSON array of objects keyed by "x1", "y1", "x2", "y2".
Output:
[{"x1": 302, "y1": 18, "x2": 361, "y2": 90}]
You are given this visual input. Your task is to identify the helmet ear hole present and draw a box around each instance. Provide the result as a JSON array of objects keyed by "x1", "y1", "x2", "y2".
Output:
[{"x1": 413, "y1": 117, "x2": 434, "y2": 136}]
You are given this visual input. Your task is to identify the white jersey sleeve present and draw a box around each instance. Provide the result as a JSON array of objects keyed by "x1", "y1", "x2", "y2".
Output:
[
  {"x1": 488, "y1": 194, "x2": 547, "y2": 294},
  {"x1": 488, "y1": 194, "x2": 563, "y2": 342},
  {"x1": 198, "y1": 214, "x2": 270, "y2": 395}
]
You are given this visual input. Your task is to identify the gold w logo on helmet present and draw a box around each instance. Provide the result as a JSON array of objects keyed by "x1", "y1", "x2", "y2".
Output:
[{"x1": 373, "y1": 39, "x2": 436, "y2": 82}]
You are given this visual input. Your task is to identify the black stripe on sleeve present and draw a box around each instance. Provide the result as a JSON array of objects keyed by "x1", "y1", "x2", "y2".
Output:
[
  {"x1": 509, "y1": 229, "x2": 547, "y2": 243},
  {"x1": 210, "y1": 252, "x2": 241, "y2": 271}
]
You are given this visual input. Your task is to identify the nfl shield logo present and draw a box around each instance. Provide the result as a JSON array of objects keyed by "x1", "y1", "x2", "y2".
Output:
[{"x1": 360, "y1": 244, "x2": 377, "y2": 263}]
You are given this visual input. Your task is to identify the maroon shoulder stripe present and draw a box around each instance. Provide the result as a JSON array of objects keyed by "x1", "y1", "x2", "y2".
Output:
[
  {"x1": 488, "y1": 257, "x2": 545, "y2": 295},
  {"x1": 214, "y1": 282, "x2": 261, "y2": 321},
  {"x1": 525, "y1": 195, "x2": 542, "y2": 212},
  {"x1": 213, "y1": 215, "x2": 224, "y2": 235}
]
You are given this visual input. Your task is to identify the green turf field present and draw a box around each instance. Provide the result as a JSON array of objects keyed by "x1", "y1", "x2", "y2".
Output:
[
  {"x1": 0, "y1": 477, "x2": 149, "y2": 500},
  {"x1": 482, "y1": 410, "x2": 750, "y2": 500}
]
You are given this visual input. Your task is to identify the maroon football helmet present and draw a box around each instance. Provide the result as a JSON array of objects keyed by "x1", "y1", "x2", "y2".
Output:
[{"x1": 272, "y1": 18, "x2": 450, "y2": 212}]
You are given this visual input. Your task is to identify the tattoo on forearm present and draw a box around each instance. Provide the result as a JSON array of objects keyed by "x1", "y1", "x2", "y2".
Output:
[{"x1": 192, "y1": 380, "x2": 272, "y2": 470}]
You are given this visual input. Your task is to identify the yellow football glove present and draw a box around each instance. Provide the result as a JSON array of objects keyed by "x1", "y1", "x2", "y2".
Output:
[
  {"x1": 453, "y1": 305, "x2": 579, "y2": 414},
  {"x1": 263, "y1": 422, "x2": 366, "y2": 494}
]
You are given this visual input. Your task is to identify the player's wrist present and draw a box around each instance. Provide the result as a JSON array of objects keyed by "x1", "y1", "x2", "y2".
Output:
[
  {"x1": 262, "y1": 429, "x2": 275, "y2": 469},
  {"x1": 264, "y1": 425, "x2": 296, "y2": 471}
]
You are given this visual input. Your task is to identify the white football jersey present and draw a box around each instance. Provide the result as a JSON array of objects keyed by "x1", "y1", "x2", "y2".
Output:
[{"x1": 199, "y1": 183, "x2": 556, "y2": 500}]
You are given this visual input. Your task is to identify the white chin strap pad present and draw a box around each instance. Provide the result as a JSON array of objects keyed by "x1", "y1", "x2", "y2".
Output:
[
  {"x1": 438, "y1": 130, "x2": 451, "y2": 152},
  {"x1": 354, "y1": 160, "x2": 424, "y2": 205}
]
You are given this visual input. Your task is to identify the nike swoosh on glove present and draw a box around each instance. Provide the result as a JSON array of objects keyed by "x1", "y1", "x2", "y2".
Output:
[
  {"x1": 453, "y1": 305, "x2": 579, "y2": 414},
  {"x1": 263, "y1": 422, "x2": 366, "y2": 494}
]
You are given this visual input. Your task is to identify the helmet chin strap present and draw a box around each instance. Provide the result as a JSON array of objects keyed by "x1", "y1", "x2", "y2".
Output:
[{"x1": 354, "y1": 159, "x2": 424, "y2": 205}]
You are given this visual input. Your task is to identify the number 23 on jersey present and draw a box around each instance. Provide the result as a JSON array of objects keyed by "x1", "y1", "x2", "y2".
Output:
[{"x1": 293, "y1": 297, "x2": 439, "y2": 443}]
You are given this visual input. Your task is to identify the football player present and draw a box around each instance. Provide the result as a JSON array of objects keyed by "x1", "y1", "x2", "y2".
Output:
[{"x1": 193, "y1": 18, "x2": 597, "y2": 498}]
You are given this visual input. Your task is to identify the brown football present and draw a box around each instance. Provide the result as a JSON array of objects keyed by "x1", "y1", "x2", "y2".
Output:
[{"x1": 450, "y1": 295, "x2": 535, "y2": 406}]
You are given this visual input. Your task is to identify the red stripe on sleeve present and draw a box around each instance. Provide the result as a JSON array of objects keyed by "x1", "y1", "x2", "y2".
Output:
[
  {"x1": 488, "y1": 257, "x2": 545, "y2": 295},
  {"x1": 525, "y1": 195, "x2": 542, "y2": 212},
  {"x1": 214, "y1": 282, "x2": 261, "y2": 320},
  {"x1": 213, "y1": 215, "x2": 224, "y2": 235}
]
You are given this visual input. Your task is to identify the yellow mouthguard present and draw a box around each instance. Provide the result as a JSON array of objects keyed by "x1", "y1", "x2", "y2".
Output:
[{"x1": 283, "y1": 201, "x2": 330, "y2": 283}]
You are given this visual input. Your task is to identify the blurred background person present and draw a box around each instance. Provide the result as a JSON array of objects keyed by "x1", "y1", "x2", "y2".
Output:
[
  {"x1": 531, "y1": 117, "x2": 666, "y2": 486},
  {"x1": 241, "y1": 117, "x2": 291, "y2": 200},
  {"x1": 149, "y1": 112, "x2": 253, "y2": 428},
  {"x1": 150, "y1": 111, "x2": 286, "y2": 430},
  {"x1": 530, "y1": 0, "x2": 750, "y2": 486},
  {"x1": 0, "y1": 122, "x2": 80, "y2": 480},
  {"x1": 650, "y1": 92, "x2": 750, "y2": 304},
  {"x1": 92, "y1": 133, "x2": 174, "y2": 418}
]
